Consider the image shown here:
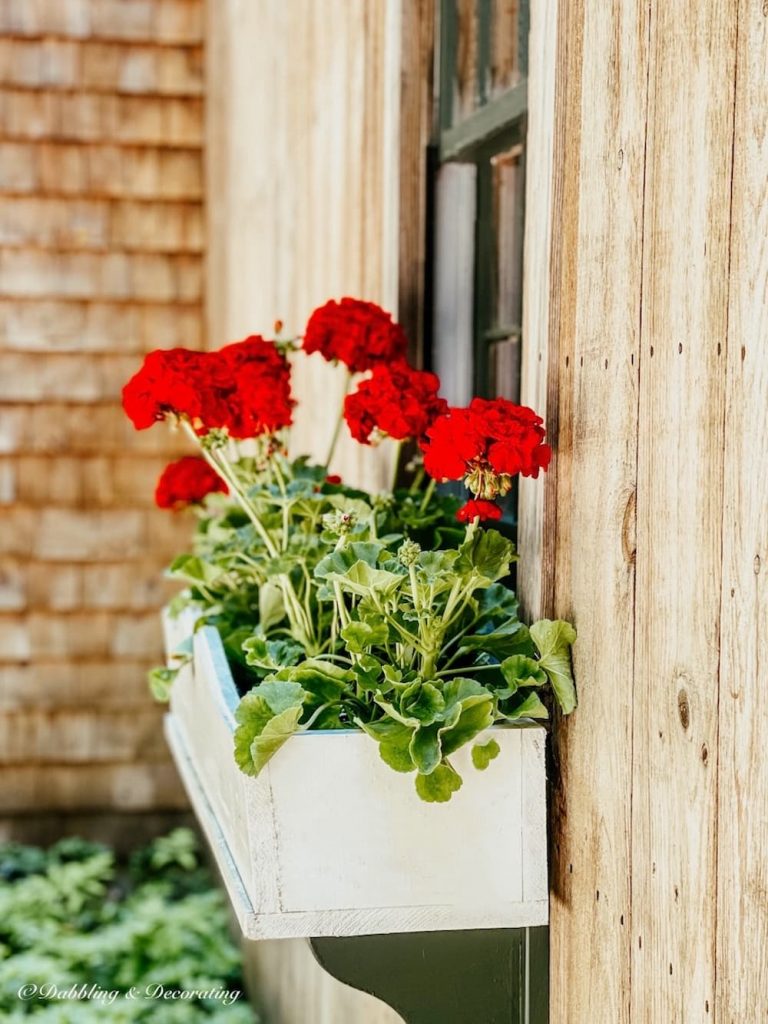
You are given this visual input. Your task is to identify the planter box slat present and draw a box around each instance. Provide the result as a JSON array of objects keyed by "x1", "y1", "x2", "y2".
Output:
[{"x1": 164, "y1": 617, "x2": 549, "y2": 939}]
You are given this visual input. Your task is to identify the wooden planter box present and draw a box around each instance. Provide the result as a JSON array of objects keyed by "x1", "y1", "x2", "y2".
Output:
[{"x1": 163, "y1": 613, "x2": 549, "y2": 939}]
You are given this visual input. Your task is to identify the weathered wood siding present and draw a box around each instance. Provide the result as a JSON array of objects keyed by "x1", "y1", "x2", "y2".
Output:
[
  {"x1": 521, "y1": 0, "x2": 768, "y2": 1020},
  {"x1": 206, "y1": 1, "x2": 432, "y2": 1019},
  {"x1": 206, "y1": 0, "x2": 432, "y2": 494},
  {"x1": 0, "y1": 0, "x2": 204, "y2": 815}
]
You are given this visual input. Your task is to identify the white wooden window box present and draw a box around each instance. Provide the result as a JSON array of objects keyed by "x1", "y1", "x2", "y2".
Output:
[{"x1": 163, "y1": 612, "x2": 549, "y2": 940}]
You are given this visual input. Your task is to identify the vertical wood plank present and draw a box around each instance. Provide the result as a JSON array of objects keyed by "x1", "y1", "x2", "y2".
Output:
[
  {"x1": 631, "y1": 3, "x2": 736, "y2": 1021},
  {"x1": 541, "y1": 2, "x2": 649, "y2": 1022},
  {"x1": 715, "y1": 2, "x2": 768, "y2": 1020},
  {"x1": 517, "y1": 0, "x2": 560, "y2": 621}
]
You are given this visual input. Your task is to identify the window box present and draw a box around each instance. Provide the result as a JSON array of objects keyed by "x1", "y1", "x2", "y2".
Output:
[{"x1": 162, "y1": 612, "x2": 548, "y2": 940}]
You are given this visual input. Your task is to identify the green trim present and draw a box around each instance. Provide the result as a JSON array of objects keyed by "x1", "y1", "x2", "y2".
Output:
[
  {"x1": 439, "y1": 80, "x2": 528, "y2": 161},
  {"x1": 310, "y1": 927, "x2": 546, "y2": 1023},
  {"x1": 438, "y1": 0, "x2": 458, "y2": 133}
]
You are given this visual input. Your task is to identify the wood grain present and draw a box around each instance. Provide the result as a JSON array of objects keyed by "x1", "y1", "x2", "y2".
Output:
[
  {"x1": 715, "y1": 2, "x2": 768, "y2": 1020},
  {"x1": 630, "y1": 4, "x2": 736, "y2": 1020},
  {"x1": 541, "y1": 0, "x2": 650, "y2": 1020}
]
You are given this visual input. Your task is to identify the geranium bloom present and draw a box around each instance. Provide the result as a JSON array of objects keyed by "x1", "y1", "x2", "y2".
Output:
[
  {"x1": 344, "y1": 362, "x2": 448, "y2": 444},
  {"x1": 456, "y1": 499, "x2": 503, "y2": 523},
  {"x1": 122, "y1": 337, "x2": 294, "y2": 439},
  {"x1": 303, "y1": 298, "x2": 408, "y2": 373},
  {"x1": 154, "y1": 457, "x2": 228, "y2": 509},
  {"x1": 122, "y1": 348, "x2": 209, "y2": 429},
  {"x1": 421, "y1": 397, "x2": 551, "y2": 499}
]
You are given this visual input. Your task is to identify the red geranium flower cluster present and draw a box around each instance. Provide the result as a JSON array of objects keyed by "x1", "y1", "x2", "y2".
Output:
[
  {"x1": 421, "y1": 397, "x2": 551, "y2": 521},
  {"x1": 154, "y1": 456, "x2": 228, "y2": 510},
  {"x1": 303, "y1": 298, "x2": 408, "y2": 374},
  {"x1": 456, "y1": 499, "x2": 503, "y2": 523},
  {"x1": 343, "y1": 362, "x2": 448, "y2": 444},
  {"x1": 122, "y1": 336, "x2": 294, "y2": 439}
]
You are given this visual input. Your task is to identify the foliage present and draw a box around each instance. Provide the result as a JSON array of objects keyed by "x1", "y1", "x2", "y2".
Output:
[
  {"x1": 0, "y1": 830, "x2": 254, "y2": 1022},
  {"x1": 128, "y1": 299, "x2": 577, "y2": 802}
]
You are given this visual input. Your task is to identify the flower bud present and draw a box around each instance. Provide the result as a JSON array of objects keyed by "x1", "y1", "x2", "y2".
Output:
[
  {"x1": 322, "y1": 509, "x2": 358, "y2": 535},
  {"x1": 397, "y1": 539, "x2": 421, "y2": 567}
]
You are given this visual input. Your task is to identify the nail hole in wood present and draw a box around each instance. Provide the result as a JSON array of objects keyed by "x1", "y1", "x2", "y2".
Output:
[
  {"x1": 650, "y1": 345, "x2": 654, "y2": 357},
  {"x1": 639, "y1": 936, "x2": 643, "y2": 949},
  {"x1": 631, "y1": 353, "x2": 635, "y2": 365},
  {"x1": 580, "y1": 356, "x2": 583, "y2": 367},
  {"x1": 678, "y1": 343, "x2": 682, "y2": 354},
  {"x1": 754, "y1": 555, "x2": 761, "y2": 575},
  {"x1": 669, "y1": 964, "x2": 673, "y2": 976},
  {"x1": 741, "y1": 345, "x2": 746, "y2": 361},
  {"x1": 620, "y1": 914, "x2": 624, "y2": 926},
  {"x1": 717, "y1": 343, "x2": 722, "y2": 355},
  {"x1": 565, "y1": 355, "x2": 570, "y2": 368},
  {"x1": 730, "y1": 588, "x2": 735, "y2": 597},
  {"x1": 604, "y1": 358, "x2": 608, "y2": 369},
  {"x1": 701, "y1": 744, "x2": 708, "y2": 764},
  {"x1": 595, "y1": 890, "x2": 600, "y2": 901}
]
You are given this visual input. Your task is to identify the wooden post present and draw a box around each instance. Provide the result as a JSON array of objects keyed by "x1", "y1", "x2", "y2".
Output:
[{"x1": 520, "y1": 0, "x2": 766, "y2": 1020}]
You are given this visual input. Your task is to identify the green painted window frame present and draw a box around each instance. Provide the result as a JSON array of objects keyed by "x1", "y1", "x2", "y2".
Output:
[{"x1": 434, "y1": 0, "x2": 530, "y2": 400}]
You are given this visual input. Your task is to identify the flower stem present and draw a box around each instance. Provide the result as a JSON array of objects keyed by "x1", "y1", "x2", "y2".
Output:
[
  {"x1": 325, "y1": 370, "x2": 353, "y2": 468},
  {"x1": 390, "y1": 439, "x2": 404, "y2": 492},
  {"x1": 419, "y1": 477, "x2": 436, "y2": 514}
]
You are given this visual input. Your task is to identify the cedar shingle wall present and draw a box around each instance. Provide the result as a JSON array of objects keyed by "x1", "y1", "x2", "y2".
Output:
[{"x1": 0, "y1": 0, "x2": 204, "y2": 814}]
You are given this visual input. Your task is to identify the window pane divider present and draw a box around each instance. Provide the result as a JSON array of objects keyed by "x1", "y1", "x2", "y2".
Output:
[{"x1": 439, "y1": 79, "x2": 528, "y2": 161}]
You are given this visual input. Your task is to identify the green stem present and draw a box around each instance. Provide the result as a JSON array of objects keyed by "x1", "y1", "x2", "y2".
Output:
[
  {"x1": 325, "y1": 370, "x2": 353, "y2": 468},
  {"x1": 419, "y1": 477, "x2": 436, "y2": 514},
  {"x1": 390, "y1": 439, "x2": 404, "y2": 492}
]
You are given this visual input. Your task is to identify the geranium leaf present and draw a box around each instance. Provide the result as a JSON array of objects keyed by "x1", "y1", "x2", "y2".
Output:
[
  {"x1": 499, "y1": 654, "x2": 548, "y2": 696},
  {"x1": 503, "y1": 691, "x2": 549, "y2": 720},
  {"x1": 356, "y1": 718, "x2": 416, "y2": 772},
  {"x1": 460, "y1": 620, "x2": 534, "y2": 659},
  {"x1": 530, "y1": 619, "x2": 578, "y2": 713},
  {"x1": 471, "y1": 738, "x2": 501, "y2": 770},
  {"x1": 341, "y1": 619, "x2": 389, "y2": 654},
  {"x1": 257, "y1": 679, "x2": 307, "y2": 715},
  {"x1": 415, "y1": 762, "x2": 463, "y2": 802},
  {"x1": 440, "y1": 694, "x2": 495, "y2": 756},
  {"x1": 249, "y1": 705, "x2": 303, "y2": 773},
  {"x1": 233, "y1": 693, "x2": 274, "y2": 775},
  {"x1": 455, "y1": 528, "x2": 516, "y2": 582},
  {"x1": 315, "y1": 543, "x2": 384, "y2": 579},
  {"x1": 401, "y1": 681, "x2": 445, "y2": 724}
]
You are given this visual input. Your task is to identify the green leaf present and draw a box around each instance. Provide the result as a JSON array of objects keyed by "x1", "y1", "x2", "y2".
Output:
[
  {"x1": 499, "y1": 654, "x2": 548, "y2": 696},
  {"x1": 233, "y1": 691, "x2": 303, "y2": 775},
  {"x1": 341, "y1": 618, "x2": 389, "y2": 654},
  {"x1": 503, "y1": 691, "x2": 549, "y2": 720},
  {"x1": 258, "y1": 679, "x2": 307, "y2": 714},
  {"x1": 290, "y1": 659, "x2": 354, "y2": 702},
  {"x1": 167, "y1": 554, "x2": 223, "y2": 586},
  {"x1": 530, "y1": 619, "x2": 578, "y2": 713},
  {"x1": 233, "y1": 694, "x2": 274, "y2": 775},
  {"x1": 401, "y1": 681, "x2": 445, "y2": 724},
  {"x1": 471, "y1": 738, "x2": 501, "y2": 770},
  {"x1": 148, "y1": 666, "x2": 178, "y2": 702},
  {"x1": 315, "y1": 542, "x2": 384, "y2": 579},
  {"x1": 249, "y1": 705, "x2": 304, "y2": 773},
  {"x1": 259, "y1": 579, "x2": 285, "y2": 632},
  {"x1": 460, "y1": 620, "x2": 534, "y2": 659},
  {"x1": 415, "y1": 762, "x2": 463, "y2": 802},
  {"x1": 356, "y1": 718, "x2": 416, "y2": 772},
  {"x1": 440, "y1": 693, "x2": 495, "y2": 756},
  {"x1": 242, "y1": 636, "x2": 304, "y2": 670},
  {"x1": 409, "y1": 722, "x2": 445, "y2": 774},
  {"x1": 455, "y1": 528, "x2": 516, "y2": 582},
  {"x1": 331, "y1": 560, "x2": 403, "y2": 596}
]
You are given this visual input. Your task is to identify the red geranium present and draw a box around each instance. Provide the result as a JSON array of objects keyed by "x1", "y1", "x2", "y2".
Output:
[
  {"x1": 303, "y1": 298, "x2": 408, "y2": 373},
  {"x1": 456, "y1": 499, "x2": 503, "y2": 523},
  {"x1": 212, "y1": 335, "x2": 294, "y2": 438},
  {"x1": 122, "y1": 348, "x2": 209, "y2": 429},
  {"x1": 344, "y1": 362, "x2": 448, "y2": 444},
  {"x1": 154, "y1": 457, "x2": 228, "y2": 509},
  {"x1": 421, "y1": 397, "x2": 551, "y2": 499},
  {"x1": 122, "y1": 337, "x2": 294, "y2": 439}
]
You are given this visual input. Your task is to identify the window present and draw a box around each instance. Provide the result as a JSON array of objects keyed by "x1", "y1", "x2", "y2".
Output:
[{"x1": 430, "y1": 0, "x2": 529, "y2": 406}]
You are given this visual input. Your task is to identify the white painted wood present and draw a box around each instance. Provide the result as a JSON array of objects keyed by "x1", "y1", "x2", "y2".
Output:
[
  {"x1": 164, "y1": 622, "x2": 549, "y2": 939},
  {"x1": 432, "y1": 162, "x2": 477, "y2": 406}
]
